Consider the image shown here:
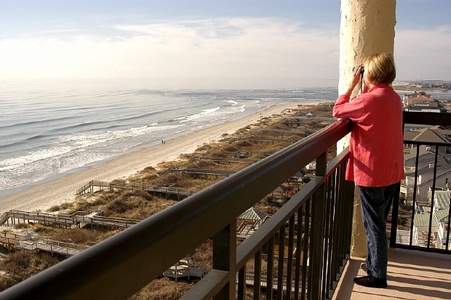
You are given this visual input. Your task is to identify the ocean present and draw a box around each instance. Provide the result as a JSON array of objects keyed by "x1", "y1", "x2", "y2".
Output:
[{"x1": 0, "y1": 79, "x2": 339, "y2": 198}]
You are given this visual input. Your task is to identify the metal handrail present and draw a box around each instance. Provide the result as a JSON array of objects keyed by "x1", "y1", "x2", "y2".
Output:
[{"x1": 1, "y1": 117, "x2": 353, "y2": 299}]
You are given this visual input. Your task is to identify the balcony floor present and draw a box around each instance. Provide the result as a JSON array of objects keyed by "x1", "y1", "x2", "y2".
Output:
[{"x1": 333, "y1": 248, "x2": 451, "y2": 300}]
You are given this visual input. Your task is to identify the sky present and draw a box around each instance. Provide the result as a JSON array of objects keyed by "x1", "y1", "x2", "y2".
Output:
[{"x1": 1, "y1": 0, "x2": 450, "y2": 89}]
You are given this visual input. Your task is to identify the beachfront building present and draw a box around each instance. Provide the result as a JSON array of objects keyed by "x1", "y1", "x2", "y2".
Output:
[
  {"x1": 402, "y1": 92, "x2": 443, "y2": 113},
  {"x1": 403, "y1": 126, "x2": 451, "y2": 203}
]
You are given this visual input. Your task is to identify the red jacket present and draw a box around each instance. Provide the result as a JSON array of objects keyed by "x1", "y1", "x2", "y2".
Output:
[{"x1": 333, "y1": 84, "x2": 405, "y2": 187}]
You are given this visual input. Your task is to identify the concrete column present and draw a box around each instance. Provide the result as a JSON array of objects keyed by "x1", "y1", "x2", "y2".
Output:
[{"x1": 338, "y1": 0, "x2": 396, "y2": 257}]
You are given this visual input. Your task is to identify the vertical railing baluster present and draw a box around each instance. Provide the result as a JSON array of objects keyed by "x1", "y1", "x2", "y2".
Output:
[
  {"x1": 345, "y1": 163, "x2": 355, "y2": 258},
  {"x1": 286, "y1": 215, "x2": 295, "y2": 299},
  {"x1": 446, "y1": 193, "x2": 451, "y2": 251},
  {"x1": 237, "y1": 265, "x2": 246, "y2": 300},
  {"x1": 213, "y1": 224, "x2": 236, "y2": 300},
  {"x1": 322, "y1": 175, "x2": 334, "y2": 298},
  {"x1": 309, "y1": 152, "x2": 327, "y2": 299},
  {"x1": 332, "y1": 166, "x2": 346, "y2": 297},
  {"x1": 390, "y1": 182, "x2": 401, "y2": 248},
  {"x1": 266, "y1": 237, "x2": 274, "y2": 299},
  {"x1": 277, "y1": 226, "x2": 285, "y2": 300},
  {"x1": 328, "y1": 172, "x2": 338, "y2": 298},
  {"x1": 294, "y1": 207, "x2": 303, "y2": 299},
  {"x1": 409, "y1": 145, "x2": 421, "y2": 247},
  {"x1": 302, "y1": 198, "x2": 311, "y2": 300},
  {"x1": 426, "y1": 145, "x2": 440, "y2": 249},
  {"x1": 253, "y1": 251, "x2": 261, "y2": 299}
]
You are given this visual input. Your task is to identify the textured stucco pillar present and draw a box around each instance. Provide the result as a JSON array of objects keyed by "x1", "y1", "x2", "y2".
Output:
[{"x1": 338, "y1": 0, "x2": 396, "y2": 257}]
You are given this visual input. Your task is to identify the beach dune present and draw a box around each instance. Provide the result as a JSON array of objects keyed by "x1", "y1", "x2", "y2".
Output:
[{"x1": 0, "y1": 102, "x2": 309, "y2": 214}]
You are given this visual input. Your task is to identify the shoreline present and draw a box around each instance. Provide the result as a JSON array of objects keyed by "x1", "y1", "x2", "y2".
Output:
[{"x1": 0, "y1": 101, "x2": 319, "y2": 215}]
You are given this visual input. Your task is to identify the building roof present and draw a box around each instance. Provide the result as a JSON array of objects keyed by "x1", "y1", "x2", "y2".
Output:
[
  {"x1": 238, "y1": 207, "x2": 266, "y2": 221},
  {"x1": 404, "y1": 131, "x2": 419, "y2": 141},
  {"x1": 404, "y1": 151, "x2": 447, "y2": 169},
  {"x1": 403, "y1": 144, "x2": 431, "y2": 161},
  {"x1": 414, "y1": 212, "x2": 439, "y2": 228},
  {"x1": 442, "y1": 129, "x2": 451, "y2": 136},
  {"x1": 436, "y1": 209, "x2": 449, "y2": 223},
  {"x1": 406, "y1": 127, "x2": 450, "y2": 144},
  {"x1": 409, "y1": 95, "x2": 434, "y2": 102},
  {"x1": 405, "y1": 165, "x2": 450, "y2": 178},
  {"x1": 428, "y1": 190, "x2": 451, "y2": 210}
]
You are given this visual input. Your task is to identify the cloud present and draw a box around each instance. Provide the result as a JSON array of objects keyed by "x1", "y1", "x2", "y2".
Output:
[
  {"x1": 7, "y1": 18, "x2": 449, "y2": 88},
  {"x1": 395, "y1": 25, "x2": 451, "y2": 80},
  {"x1": 0, "y1": 18, "x2": 339, "y2": 88}
]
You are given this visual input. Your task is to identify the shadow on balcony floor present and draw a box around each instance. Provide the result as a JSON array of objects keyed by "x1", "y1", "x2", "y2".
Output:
[{"x1": 333, "y1": 249, "x2": 451, "y2": 300}]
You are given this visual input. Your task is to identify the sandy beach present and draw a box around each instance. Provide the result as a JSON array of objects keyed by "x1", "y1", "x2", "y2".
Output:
[{"x1": 0, "y1": 102, "x2": 314, "y2": 215}]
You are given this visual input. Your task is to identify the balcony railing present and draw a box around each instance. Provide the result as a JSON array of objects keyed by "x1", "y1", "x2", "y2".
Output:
[
  {"x1": 390, "y1": 111, "x2": 451, "y2": 254},
  {"x1": 0, "y1": 116, "x2": 353, "y2": 300},
  {"x1": 1, "y1": 111, "x2": 450, "y2": 300}
]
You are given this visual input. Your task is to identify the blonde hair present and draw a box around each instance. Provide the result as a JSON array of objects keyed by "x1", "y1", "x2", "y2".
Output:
[{"x1": 363, "y1": 53, "x2": 396, "y2": 85}]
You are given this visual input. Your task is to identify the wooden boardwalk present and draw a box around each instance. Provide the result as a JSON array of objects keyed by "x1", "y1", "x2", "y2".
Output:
[
  {"x1": 76, "y1": 180, "x2": 193, "y2": 200},
  {"x1": 168, "y1": 167, "x2": 234, "y2": 178},
  {"x1": 0, "y1": 210, "x2": 141, "y2": 256},
  {"x1": 0, "y1": 230, "x2": 87, "y2": 256},
  {"x1": 230, "y1": 137, "x2": 292, "y2": 145},
  {"x1": 191, "y1": 156, "x2": 252, "y2": 164},
  {"x1": 0, "y1": 210, "x2": 140, "y2": 229}
]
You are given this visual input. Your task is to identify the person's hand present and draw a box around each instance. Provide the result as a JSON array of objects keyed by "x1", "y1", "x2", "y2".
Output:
[{"x1": 345, "y1": 65, "x2": 364, "y2": 96}]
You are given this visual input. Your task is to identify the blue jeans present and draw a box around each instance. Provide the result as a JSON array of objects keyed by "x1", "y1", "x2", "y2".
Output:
[{"x1": 358, "y1": 182, "x2": 399, "y2": 279}]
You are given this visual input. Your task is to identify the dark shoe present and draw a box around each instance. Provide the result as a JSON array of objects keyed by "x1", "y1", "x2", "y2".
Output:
[{"x1": 354, "y1": 275, "x2": 387, "y2": 288}]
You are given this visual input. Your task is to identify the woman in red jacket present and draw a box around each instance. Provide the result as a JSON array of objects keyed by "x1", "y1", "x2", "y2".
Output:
[{"x1": 333, "y1": 53, "x2": 405, "y2": 288}]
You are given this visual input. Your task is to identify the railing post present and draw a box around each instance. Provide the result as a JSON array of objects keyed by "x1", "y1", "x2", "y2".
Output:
[
  {"x1": 310, "y1": 152, "x2": 327, "y2": 299},
  {"x1": 389, "y1": 183, "x2": 401, "y2": 247},
  {"x1": 213, "y1": 223, "x2": 236, "y2": 300}
]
